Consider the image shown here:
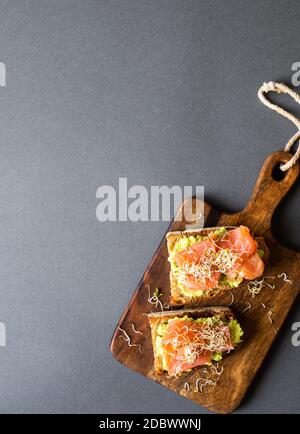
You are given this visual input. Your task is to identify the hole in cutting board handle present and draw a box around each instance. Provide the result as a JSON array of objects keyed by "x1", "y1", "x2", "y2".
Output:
[{"x1": 272, "y1": 162, "x2": 287, "y2": 181}]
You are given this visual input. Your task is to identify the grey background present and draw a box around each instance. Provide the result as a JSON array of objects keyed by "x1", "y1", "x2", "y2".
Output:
[{"x1": 0, "y1": 0, "x2": 299, "y2": 414}]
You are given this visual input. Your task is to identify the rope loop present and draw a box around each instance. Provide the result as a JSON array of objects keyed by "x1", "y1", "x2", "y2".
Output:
[{"x1": 258, "y1": 81, "x2": 300, "y2": 171}]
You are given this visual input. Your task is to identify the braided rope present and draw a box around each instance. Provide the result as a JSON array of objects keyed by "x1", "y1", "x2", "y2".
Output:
[{"x1": 258, "y1": 81, "x2": 300, "y2": 171}]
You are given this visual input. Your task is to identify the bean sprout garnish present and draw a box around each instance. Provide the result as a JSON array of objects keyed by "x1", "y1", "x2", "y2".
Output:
[
  {"x1": 242, "y1": 302, "x2": 251, "y2": 313},
  {"x1": 227, "y1": 291, "x2": 234, "y2": 306},
  {"x1": 267, "y1": 311, "x2": 273, "y2": 324},
  {"x1": 118, "y1": 327, "x2": 143, "y2": 353},
  {"x1": 147, "y1": 285, "x2": 164, "y2": 312},
  {"x1": 183, "y1": 382, "x2": 190, "y2": 392},
  {"x1": 131, "y1": 323, "x2": 143, "y2": 335},
  {"x1": 278, "y1": 273, "x2": 293, "y2": 284}
]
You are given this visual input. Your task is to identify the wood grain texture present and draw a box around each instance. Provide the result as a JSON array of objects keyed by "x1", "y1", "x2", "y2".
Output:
[{"x1": 110, "y1": 151, "x2": 300, "y2": 413}]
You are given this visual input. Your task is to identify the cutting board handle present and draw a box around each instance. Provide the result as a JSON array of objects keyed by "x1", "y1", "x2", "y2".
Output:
[{"x1": 220, "y1": 151, "x2": 299, "y2": 235}]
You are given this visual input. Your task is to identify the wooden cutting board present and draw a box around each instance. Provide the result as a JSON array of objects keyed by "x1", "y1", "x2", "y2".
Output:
[{"x1": 110, "y1": 151, "x2": 300, "y2": 413}]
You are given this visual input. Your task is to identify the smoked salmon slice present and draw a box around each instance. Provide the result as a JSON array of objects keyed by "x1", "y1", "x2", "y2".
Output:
[
  {"x1": 240, "y1": 252, "x2": 265, "y2": 280},
  {"x1": 172, "y1": 226, "x2": 265, "y2": 293},
  {"x1": 161, "y1": 319, "x2": 233, "y2": 376},
  {"x1": 217, "y1": 226, "x2": 258, "y2": 258},
  {"x1": 175, "y1": 238, "x2": 217, "y2": 267},
  {"x1": 175, "y1": 238, "x2": 220, "y2": 290}
]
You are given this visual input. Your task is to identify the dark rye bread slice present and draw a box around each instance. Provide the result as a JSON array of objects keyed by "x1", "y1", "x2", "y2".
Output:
[
  {"x1": 148, "y1": 306, "x2": 235, "y2": 375},
  {"x1": 166, "y1": 226, "x2": 270, "y2": 306}
]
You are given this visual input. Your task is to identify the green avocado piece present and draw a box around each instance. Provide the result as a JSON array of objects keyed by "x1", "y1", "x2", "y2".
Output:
[
  {"x1": 212, "y1": 352, "x2": 223, "y2": 362},
  {"x1": 229, "y1": 319, "x2": 244, "y2": 345},
  {"x1": 257, "y1": 249, "x2": 264, "y2": 258},
  {"x1": 212, "y1": 227, "x2": 227, "y2": 239}
]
